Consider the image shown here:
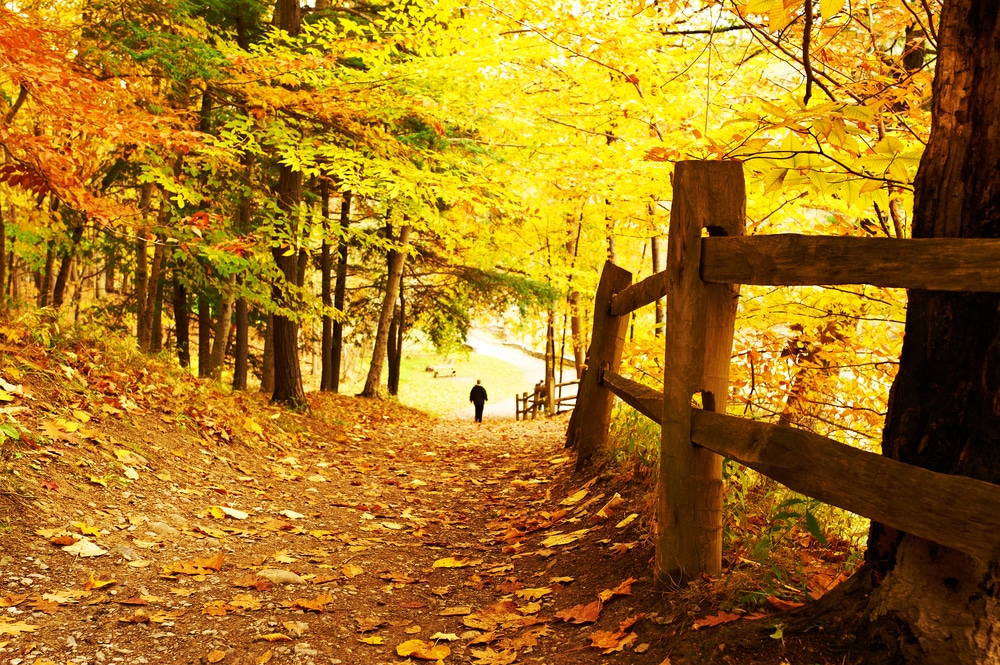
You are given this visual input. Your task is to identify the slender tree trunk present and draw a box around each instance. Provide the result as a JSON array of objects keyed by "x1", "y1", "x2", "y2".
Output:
[
  {"x1": 38, "y1": 242, "x2": 55, "y2": 307},
  {"x1": 232, "y1": 298, "x2": 249, "y2": 390},
  {"x1": 198, "y1": 294, "x2": 212, "y2": 378},
  {"x1": 136, "y1": 184, "x2": 154, "y2": 344},
  {"x1": 651, "y1": 236, "x2": 665, "y2": 336},
  {"x1": 138, "y1": 235, "x2": 165, "y2": 352},
  {"x1": 0, "y1": 202, "x2": 6, "y2": 309},
  {"x1": 320, "y1": 182, "x2": 334, "y2": 392},
  {"x1": 331, "y1": 191, "x2": 352, "y2": 392},
  {"x1": 208, "y1": 277, "x2": 235, "y2": 379},
  {"x1": 387, "y1": 284, "x2": 405, "y2": 396},
  {"x1": 545, "y1": 308, "x2": 556, "y2": 413},
  {"x1": 360, "y1": 224, "x2": 411, "y2": 398},
  {"x1": 261, "y1": 314, "x2": 275, "y2": 394},
  {"x1": 172, "y1": 272, "x2": 190, "y2": 368},
  {"x1": 51, "y1": 219, "x2": 84, "y2": 308},
  {"x1": 852, "y1": 5, "x2": 1000, "y2": 663},
  {"x1": 232, "y1": 152, "x2": 252, "y2": 391},
  {"x1": 151, "y1": 272, "x2": 164, "y2": 353}
]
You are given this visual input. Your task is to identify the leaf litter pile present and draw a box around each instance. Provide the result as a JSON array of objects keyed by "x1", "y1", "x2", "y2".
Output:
[{"x1": 0, "y1": 331, "x2": 856, "y2": 665}]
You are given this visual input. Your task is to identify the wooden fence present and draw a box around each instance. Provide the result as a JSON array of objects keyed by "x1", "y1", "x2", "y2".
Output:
[
  {"x1": 516, "y1": 380, "x2": 578, "y2": 420},
  {"x1": 566, "y1": 160, "x2": 1000, "y2": 585}
]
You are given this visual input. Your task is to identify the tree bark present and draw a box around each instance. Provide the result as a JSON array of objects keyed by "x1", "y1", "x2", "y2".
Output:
[
  {"x1": 651, "y1": 236, "x2": 665, "y2": 336},
  {"x1": 270, "y1": 167, "x2": 308, "y2": 407},
  {"x1": 1, "y1": 201, "x2": 7, "y2": 309},
  {"x1": 197, "y1": 293, "x2": 212, "y2": 378},
  {"x1": 261, "y1": 314, "x2": 275, "y2": 395},
  {"x1": 208, "y1": 277, "x2": 235, "y2": 379},
  {"x1": 360, "y1": 224, "x2": 411, "y2": 398},
  {"x1": 172, "y1": 272, "x2": 190, "y2": 369},
  {"x1": 232, "y1": 298, "x2": 249, "y2": 390},
  {"x1": 136, "y1": 184, "x2": 154, "y2": 344},
  {"x1": 269, "y1": 0, "x2": 307, "y2": 408},
  {"x1": 38, "y1": 242, "x2": 55, "y2": 307},
  {"x1": 331, "y1": 191, "x2": 352, "y2": 392},
  {"x1": 857, "y1": 4, "x2": 1000, "y2": 663},
  {"x1": 51, "y1": 214, "x2": 84, "y2": 309},
  {"x1": 319, "y1": 181, "x2": 334, "y2": 392}
]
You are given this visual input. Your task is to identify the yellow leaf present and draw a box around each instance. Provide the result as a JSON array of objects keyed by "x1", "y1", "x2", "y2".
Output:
[
  {"x1": 88, "y1": 476, "x2": 108, "y2": 487},
  {"x1": 255, "y1": 650, "x2": 273, "y2": 664},
  {"x1": 819, "y1": 0, "x2": 844, "y2": 19},
  {"x1": 616, "y1": 514, "x2": 638, "y2": 529},
  {"x1": 122, "y1": 466, "x2": 139, "y2": 480},
  {"x1": 0, "y1": 620, "x2": 38, "y2": 636},
  {"x1": 359, "y1": 636, "x2": 384, "y2": 645},
  {"x1": 396, "y1": 639, "x2": 451, "y2": 660},
  {"x1": 560, "y1": 489, "x2": 588, "y2": 506},
  {"x1": 433, "y1": 556, "x2": 480, "y2": 568},
  {"x1": 73, "y1": 409, "x2": 91, "y2": 423},
  {"x1": 341, "y1": 564, "x2": 364, "y2": 578},
  {"x1": 206, "y1": 649, "x2": 227, "y2": 663},
  {"x1": 0, "y1": 390, "x2": 14, "y2": 402},
  {"x1": 257, "y1": 633, "x2": 292, "y2": 642},
  {"x1": 541, "y1": 529, "x2": 589, "y2": 547},
  {"x1": 73, "y1": 522, "x2": 101, "y2": 536}
]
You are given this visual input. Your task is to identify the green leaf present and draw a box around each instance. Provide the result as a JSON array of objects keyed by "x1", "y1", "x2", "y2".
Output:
[{"x1": 804, "y1": 511, "x2": 828, "y2": 545}]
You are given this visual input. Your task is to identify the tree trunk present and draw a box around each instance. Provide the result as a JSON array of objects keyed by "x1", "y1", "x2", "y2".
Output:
[
  {"x1": 545, "y1": 308, "x2": 556, "y2": 413},
  {"x1": 136, "y1": 184, "x2": 154, "y2": 344},
  {"x1": 857, "y1": 5, "x2": 1000, "y2": 663},
  {"x1": 0, "y1": 202, "x2": 6, "y2": 309},
  {"x1": 651, "y1": 236, "x2": 665, "y2": 336},
  {"x1": 198, "y1": 293, "x2": 212, "y2": 378},
  {"x1": 360, "y1": 224, "x2": 411, "y2": 398},
  {"x1": 569, "y1": 291, "x2": 584, "y2": 378},
  {"x1": 270, "y1": 167, "x2": 307, "y2": 407},
  {"x1": 320, "y1": 182, "x2": 334, "y2": 392},
  {"x1": 172, "y1": 272, "x2": 191, "y2": 368},
  {"x1": 51, "y1": 214, "x2": 84, "y2": 309},
  {"x1": 208, "y1": 277, "x2": 235, "y2": 380},
  {"x1": 388, "y1": 286, "x2": 405, "y2": 396},
  {"x1": 232, "y1": 297, "x2": 249, "y2": 390},
  {"x1": 151, "y1": 271, "x2": 164, "y2": 353},
  {"x1": 38, "y1": 242, "x2": 55, "y2": 307},
  {"x1": 261, "y1": 314, "x2": 275, "y2": 394},
  {"x1": 331, "y1": 191, "x2": 352, "y2": 392}
]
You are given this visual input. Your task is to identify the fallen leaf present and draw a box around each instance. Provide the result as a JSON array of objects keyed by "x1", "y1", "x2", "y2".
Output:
[
  {"x1": 616, "y1": 513, "x2": 638, "y2": 529},
  {"x1": 206, "y1": 649, "x2": 227, "y2": 663},
  {"x1": 396, "y1": 639, "x2": 451, "y2": 660},
  {"x1": 341, "y1": 564, "x2": 364, "y2": 578},
  {"x1": 541, "y1": 529, "x2": 589, "y2": 548},
  {"x1": 257, "y1": 634, "x2": 292, "y2": 642},
  {"x1": 73, "y1": 522, "x2": 101, "y2": 537},
  {"x1": 433, "y1": 556, "x2": 480, "y2": 568},
  {"x1": 255, "y1": 651, "x2": 273, "y2": 664},
  {"x1": 84, "y1": 572, "x2": 116, "y2": 590},
  {"x1": 766, "y1": 595, "x2": 805, "y2": 611},
  {"x1": 62, "y1": 537, "x2": 106, "y2": 558},
  {"x1": 598, "y1": 577, "x2": 636, "y2": 602},
  {"x1": 693, "y1": 610, "x2": 742, "y2": 630},
  {"x1": 560, "y1": 489, "x2": 588, "y2": 505},
  {"x1": 429, "y1": 632, "x2": 460, "y2": 641},
  {"x1": 470, "y1": 647, "x2": 518, "y2": 664},
  {"x1": 356, "y1": 617, "x2": 385, "y2": 632},
  {"x1": 359, "y1": 635, "x2": 384, "y2": 645},
  {"x1": 279, "y1": 509, "x2": 305, "y2": 520},
  {"x1": 515, "y1": 587, "x2": 551, "y2": 602},
  {"x1": 439, "y1": 606, "x2": 472, "y2": 616},
  {"x1": 556, "y1": 599, "x2": 603, "y2": 624}
]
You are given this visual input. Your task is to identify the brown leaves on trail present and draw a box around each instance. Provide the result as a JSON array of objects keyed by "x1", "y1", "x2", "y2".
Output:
[
  {"x1": 232, "y1": 574, "x2": 273, "y2": 591},
  {"x1": 463, "y1": 600, "x2": 527, "y2": 632},
  {"x1": 598, "y1": 576, "x2": 635, "y2": 602},
  {"x1": 280, "y1": 593, "x2": 334, "y2": 612}
]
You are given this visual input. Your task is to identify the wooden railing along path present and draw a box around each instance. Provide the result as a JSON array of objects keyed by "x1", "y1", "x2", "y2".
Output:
[
  {"x1": 565, "y1": 160, "x2": 1000, "y2": 585},
  {"x1": 516, "y1": 380, "x2": 578, "y2": 420}
]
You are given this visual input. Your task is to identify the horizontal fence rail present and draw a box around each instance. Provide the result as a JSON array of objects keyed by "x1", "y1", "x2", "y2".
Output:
[
  {"x1": 610, "y1": 235, "x2": 1000, "y2": 317},
  {"x1": 603, "y1": 371, "x2": 1000, "y2": 562}
]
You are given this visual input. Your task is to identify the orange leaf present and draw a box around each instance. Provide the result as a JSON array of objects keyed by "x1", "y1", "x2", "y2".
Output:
[
  {"x1": 693, "y1": 610, "x2": 742, "y2": 629},
  {"x1": 766, "y1": 595, "x2": 804, "y2": 611},
  {"x1": 598, "y1": 577, "x2": 636, "y2": 602},
  {"x1": 206, "y1": 649, "x2": 227, "y2": 663},
  {"x1": 257, "y1": 634, "x2": 292, "y2": 642},
  {"x1": 555, "y1": 599, "x2": 603, "y2": 624}
]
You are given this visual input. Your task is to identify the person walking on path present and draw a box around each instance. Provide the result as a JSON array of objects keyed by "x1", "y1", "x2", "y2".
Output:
[{"x1": 470, "y1": 380, "x2": 488, "y2": 423}]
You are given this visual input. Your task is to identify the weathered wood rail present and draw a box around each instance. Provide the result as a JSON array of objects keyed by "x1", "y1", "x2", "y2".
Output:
[
  {"x1": 516, "y1": 380, "x2": 578, "y2": 420},
  {"x1": 567, "y1": 159, "x2": 1000, "y2": 585}
]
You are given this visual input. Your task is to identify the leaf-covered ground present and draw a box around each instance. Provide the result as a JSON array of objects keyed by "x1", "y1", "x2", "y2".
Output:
[{"x1": 0, "y1": 331, "x2": 857, "y2": 665}]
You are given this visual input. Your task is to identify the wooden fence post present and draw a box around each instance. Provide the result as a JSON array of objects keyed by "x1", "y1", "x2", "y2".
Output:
[
  {"x1": 657, "y1": 161, "x2": 745, "y2": 585},
  {"x1": 566, "y1": 260, "x2": 632, "y2": 469}
]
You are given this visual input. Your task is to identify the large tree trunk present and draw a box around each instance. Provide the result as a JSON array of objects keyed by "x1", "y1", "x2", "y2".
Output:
[
  {"x1": 270, "y1": 167, "x2": 308, "y2": 407},
  {"x1": 261, "y1": 314, "x2": 275, "y2": 394},
  {"x1": 269, "y1": 0, "x2": 307, "y2": 408},
  {"x1": 331, "y1": 191, "x2": 352, "y2": 392},
  {"x1": 857, "y1": 4, "x2": 1000, "y2": 663},
  {"x1": 232, "y1": 298, "x2": 249, "y2": 391},
  {"x1": 360, "y1": 224, "x2": 411, "y2": 398}
]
